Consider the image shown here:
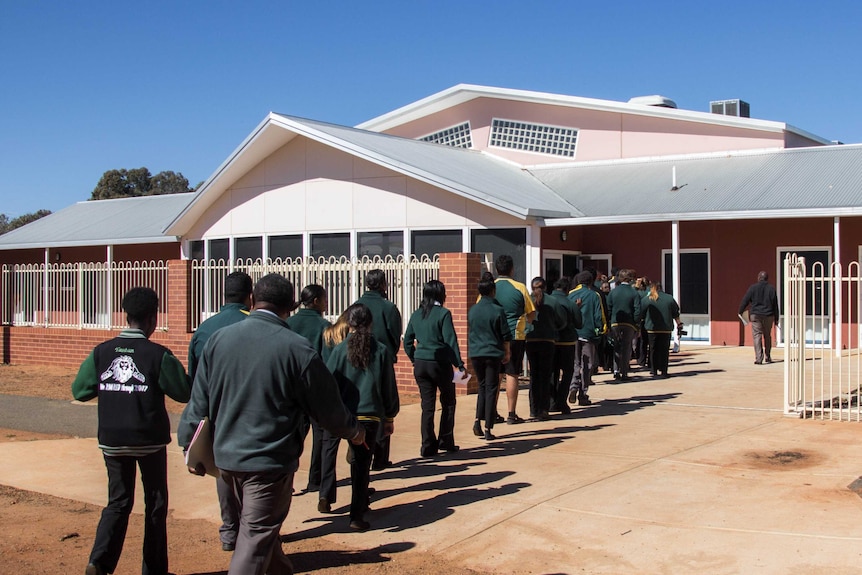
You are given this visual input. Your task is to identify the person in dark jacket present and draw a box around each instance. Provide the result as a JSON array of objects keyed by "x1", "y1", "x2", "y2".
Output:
[
  {"x1": 738, "y1": 271, "x2": 780, "y2": 364},
  {"x1": 641, "y1": 282, "x2": 683, "y2": 378},
  {"x1": 325, "y1": 303, "x2": 400, "y2": 531},
  {"x1": 469, "y1": 272, "x2": 511, "y2": 439},
  {"x1": 186, "y1": 271, "x2": 252, "y2": 553},
  {"x1": 286, "y1": 284, "x2": 332, "y2": 494},
  {"x1": 606, "y1": 269, "x2": 642, "y2": 381},
  {"x1": 526, "y1": 277, "x2": 567, "y2": 420},
  {"x1": 355, "y1": 269, "x2": 402, "y2": 470},
  {"x1": 73, "y1": 287, "x2": 191, "y2": 575},
  {"x1": 549, "y1": 277, "x2": 582, "y2": 414},
  {"x1": 568, "y1": 270, "x2": 606, "y2": 406},
  {"x1": 404, "y1": 279, "x2": 466, "y2": 456},
  {"x1": 178, "y1": 274, "x2": 365, "y2": 575}
]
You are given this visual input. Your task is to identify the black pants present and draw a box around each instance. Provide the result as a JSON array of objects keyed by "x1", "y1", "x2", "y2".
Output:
[
  {"x1": 472, "y1": 356, "x2": 502, "y2": 429},
  {"x1": 648, "y1": 332, "x2": 671, "y2": 375},
  {"x1": 551, "y1": 344, "x2": 575, "y2": 411},
  {"x1": 319, "y1": 430, "x2": 341, "y2": 504},
  {"x1": 526, "y1": 340, "x2": 555, "y2": 417},
  {"x1": 307, "y1": 418, "x2": 323, "y2": 488},
  {"x1": 414, "y1": 359, "x2": 456, "y2": 455},
  {"x1": 89, "y1": 448, "x2": 168, "y2": 575},
  {"x1": 372, "y1": 434, "x2": 391, "y2": 470},
  {"x1": 350, "y1": 420, "x2": 379, "y2": 521}
]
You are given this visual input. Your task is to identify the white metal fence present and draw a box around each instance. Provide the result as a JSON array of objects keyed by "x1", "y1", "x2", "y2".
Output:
[
  {"x1": 1, "y1": 256, "x2": 441, "y2": 333},
  {"x1": 190, "y1": 255, "x2": 439, "y2": 330},
  {"x1": 784, "y1": 254, "x2": 862, "y2": 420},
  {"x1": 1, "y1": 261, "x2": 170, "y2": 330}
]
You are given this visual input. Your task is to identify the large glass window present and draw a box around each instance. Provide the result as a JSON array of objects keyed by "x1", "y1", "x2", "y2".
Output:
[
  {"x1": 189, "y1": 240, "x2": 204, "y2": 262},
  {"x1": 209, "y1": 239, "x2": 229, "y2": 264},
  {"x1": 235, "y1": 236, "x2": 262, "y2": 262},
  {"x1": 663, "y1": 250, "x2": 710, "y2": 341},
  {"x1": 411, "y1": 229, "x2": 462, "y2": 259},
  {"x1": 358, "y1": 231, "x2": 403, "y2": 258},
  {"x1": 269, "y1": 235, "x2": 303, "y2": 261},
  {"x1": 311, "y1": 233, "x2": 350, "y2": 259},
  {"x1": 471, "y1": 228, "x2": 527, "y2": 284}
]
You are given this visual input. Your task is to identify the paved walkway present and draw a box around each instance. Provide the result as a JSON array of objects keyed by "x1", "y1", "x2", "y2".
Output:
[{"x1": 2, "y1": 346, "x2": 862, "y2": 574}]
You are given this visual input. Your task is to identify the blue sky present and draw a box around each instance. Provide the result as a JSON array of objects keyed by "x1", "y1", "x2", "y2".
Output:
[{"x1": 2, "y1": 1, "x2": 861, "y2": 217}]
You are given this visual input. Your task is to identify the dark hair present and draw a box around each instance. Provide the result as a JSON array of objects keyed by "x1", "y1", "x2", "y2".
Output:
[
  {"x1": 253, "y1": 273, "x2": 295, "y2": 312},
  {"x1": 299, "y1": 284, "x2": 326, "y2": 308},
  {"x1": 530, "y1": 277, "x2": 545, "y2": 306},
  {"x1": 122, "y1": 287, "x2": 159, "y2": 324},
  {"x1": 478, "y1": 271, "x2": 496, "y2": 297},
  {"x1": 345, "y1": 303, "x2": 374, "y2": 370},
  {"x1": 575, "y1": 270, "x2": 593, "y2": 286},
  {"x1": 495, "y1": 254, "x2": 514, "y2": 277},
  {"x1": 365, "y1": 269, "x2": 387, "y2": 293},
  {"x1": 419, "y1": 279, "x2": 446, "y2": 318},
  {"x1": 554, "y1": 276, "x2": 571, "y2": 292},
  {"x1": 224, "y1": 272, "x2": 253, "y2": 303},
  {"x1": 758, "y1": 271, "x2": 769, "y2": 282}
]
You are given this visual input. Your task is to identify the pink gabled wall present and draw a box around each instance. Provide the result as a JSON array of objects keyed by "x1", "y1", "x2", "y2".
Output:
[{"x1": 382, "y1": 97, "x2": 807, "y2": 165}]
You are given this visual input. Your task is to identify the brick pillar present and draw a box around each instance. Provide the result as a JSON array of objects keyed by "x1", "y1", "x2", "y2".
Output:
[
  {"x1": 167, "y1": 259, "x2": 191, "y2": 334},
  {"x1": 438, "y1": 252, "x2": 484, "y2": 394}
]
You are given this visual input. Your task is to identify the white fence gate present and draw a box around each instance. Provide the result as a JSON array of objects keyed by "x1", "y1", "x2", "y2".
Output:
[{"x1": 783, "y1": 253, "x2": 862, "y2": 420}]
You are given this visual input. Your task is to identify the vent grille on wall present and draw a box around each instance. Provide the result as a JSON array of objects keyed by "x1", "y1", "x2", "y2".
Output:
[
  {"x1": 419, "y1": 122, "x2": 473, "y2": 148},
  {"x1": 489, "y1": 119, "x2": 578, "y2": 157}
]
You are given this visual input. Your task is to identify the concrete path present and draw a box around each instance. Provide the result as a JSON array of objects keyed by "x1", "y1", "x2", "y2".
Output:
[{"x1": 2, "y1": 346, "x2": 862, "y2": 574}]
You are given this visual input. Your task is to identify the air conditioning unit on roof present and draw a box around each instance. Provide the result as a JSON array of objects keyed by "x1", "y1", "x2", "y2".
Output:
[{"x1": 710, "y1": 99, "x2": 750, "y2": 118}]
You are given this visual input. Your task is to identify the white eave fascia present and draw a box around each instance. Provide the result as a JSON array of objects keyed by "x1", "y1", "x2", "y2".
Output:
[
  {"x1": 0, "y1": 236, "x2": 181, "y2": 251},
  {"x1": 268, "y1": 114, "x2": 565, "y2": 220},
  {"x1": 356, "y1": 84, "x2": 830, "y2": 141},
  {"x1": 546, "y1": 207, "x2": 862, "y2": 227}
]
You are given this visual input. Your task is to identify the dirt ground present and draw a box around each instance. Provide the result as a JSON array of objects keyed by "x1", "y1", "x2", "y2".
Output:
[{"x1": 0, "y1": 363, "x2": 476, "y2": 575}]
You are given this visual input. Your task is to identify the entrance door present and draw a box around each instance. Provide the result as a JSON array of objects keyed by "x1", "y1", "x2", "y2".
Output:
[
  {"x1": 663, "y1": 250, "x2": 710, "y2": 342},
  {"x1": 543, "y1": 250, "x2": 581, "y2": 287},
  {"x1": 779, "y1": 248, "x2": 830, "y2": 345}
]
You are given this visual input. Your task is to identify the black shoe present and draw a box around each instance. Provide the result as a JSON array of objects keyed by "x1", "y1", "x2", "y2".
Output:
[
  {"x1": 613, "y1": 372, "x2": 621, "y2": 380},
  {"x1": 494, "y1": 413, "x2": 505, "y2": 424},
  {"x1": 317, "y1": 498, "x2": 331, "y2": 513},
  {"x1": 483, "y1": 430, "x2": 496, "y2": 440},
  {"x1": 439, "y1": 443, "x2": 460, "y2": 453},
  {"x1": 420, "y1": 447, "x2": 438, "y2": 457},
  {"x1": 506, "y1": 414, "x2": 525, "y2": 425},
  {"x1": 85, "y1": 564, "x2": 105, "y2": 575},
  {"x1": 754, "y1": 361, "x2": 762, "y2": 365},
  {"x1": 349, "y1": 518, "x2": 370, "y2": 531},
  {"x1": 560, "y1": 406, "x2": 571, "y2": 415},
  {"x1": 765, "y1": 358, "x2": 773, "y2": 364},
  {"x1": 305, "y1": 483, "x2": 320, "y2": 493},
  {"x1": 578, "y1": 395, "x2": 592, "y2": 406},
  {"x1": 473, "y1": 421, "x2": 483, "y2": 437},
  {"x1": 567, "y1": 389, "x2": 579, "y2": 404},
  {"x1": 221, "y1": 541, "x2": 236, "y2": 552},
  {"x1": 371, "y1": 460, "x2": 392, "y2": 471}
]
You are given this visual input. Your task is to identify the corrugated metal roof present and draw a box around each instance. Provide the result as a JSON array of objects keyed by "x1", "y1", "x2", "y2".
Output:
[
  {"x1": 0, "y1": 193, "x2": 194, "y2": 250},
  {"x1": 529, "y1": 145, "x2": 862, "y2": 223},
  {"x1": 270, "y1": 114, "x2": 579, "y2": 218}
]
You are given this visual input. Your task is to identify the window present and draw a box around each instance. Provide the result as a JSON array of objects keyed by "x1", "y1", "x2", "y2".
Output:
[
  {"x1": 358, "y1": 231, "x2": 403, "y2": 258},
  {"x1": 663, "y1": 250, "x2": 710, "y2": 341},
  {"x1": 489, "y1": 119, "x2": 577, "y2": 157},
  {"x1": 411, "y1": 229, "x2": 462, "y2": 258},
  {"x1": 471, "y1": 228, "x2": 527, "y2": 284},
  {"x1": 209, "y1": 239, "x2": 229, "y2": 264},
  {"x1": 311, "y1": 233, "x2": 349, "y2": 259},
  {"x1": 235, "y1": 236, "x2": 262, "y2": 262},
  {"x1": 189, "y1": 240, "x2": 204, "y2": 262},
  {"x1": 419, "y1": 122, "x2": 473, "y2": 148},
  {"x1": 268, "y1": 235, "x2": 302, "y2": 261}
]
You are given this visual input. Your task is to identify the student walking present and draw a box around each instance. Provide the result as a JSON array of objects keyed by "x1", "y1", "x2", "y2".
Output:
[
  {"x1": 404, "y1": 280, "x2": 466, "y2": 456},
  {"x1": 73, "y1": 287, "x2": 191, "y2": 575},
  {"x1": 468, "y1": 272, "x2": 511, "y2": 440},
  {"x1": 641, "y1": 282, "x2": 683, "y2": 378}
]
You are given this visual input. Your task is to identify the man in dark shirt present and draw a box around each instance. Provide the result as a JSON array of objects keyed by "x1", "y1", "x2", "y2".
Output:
[{"x1": 739, "y1": 271, "x2": 779, "y2": 364}]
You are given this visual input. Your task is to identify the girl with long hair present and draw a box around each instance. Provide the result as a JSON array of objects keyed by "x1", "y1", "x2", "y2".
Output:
[
  {"x1": 403, "y1": 279, "x2": 466, "y2": 457},
  {"x1": 322, "y1": 303, "x2": 399, "y2": 531},
  {"x1": 641, "y1": 282, "x2": 682, "y2": 378}
]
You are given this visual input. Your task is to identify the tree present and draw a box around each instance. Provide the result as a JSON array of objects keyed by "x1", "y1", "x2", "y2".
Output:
[
  {"x1": 0, "y1": 209, "x2": 52, "y2": 235},
  {"x1": 90, "y1": 167, "x2": 193, "y2": 200}
]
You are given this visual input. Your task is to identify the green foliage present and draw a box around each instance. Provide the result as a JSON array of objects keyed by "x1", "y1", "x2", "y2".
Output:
[
  {"x1": 0, "y1": 209, "x2": 52, "y2": 235},
  {"x1": 90, "y1": 167, "x2": 193, "y2": 200}
]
